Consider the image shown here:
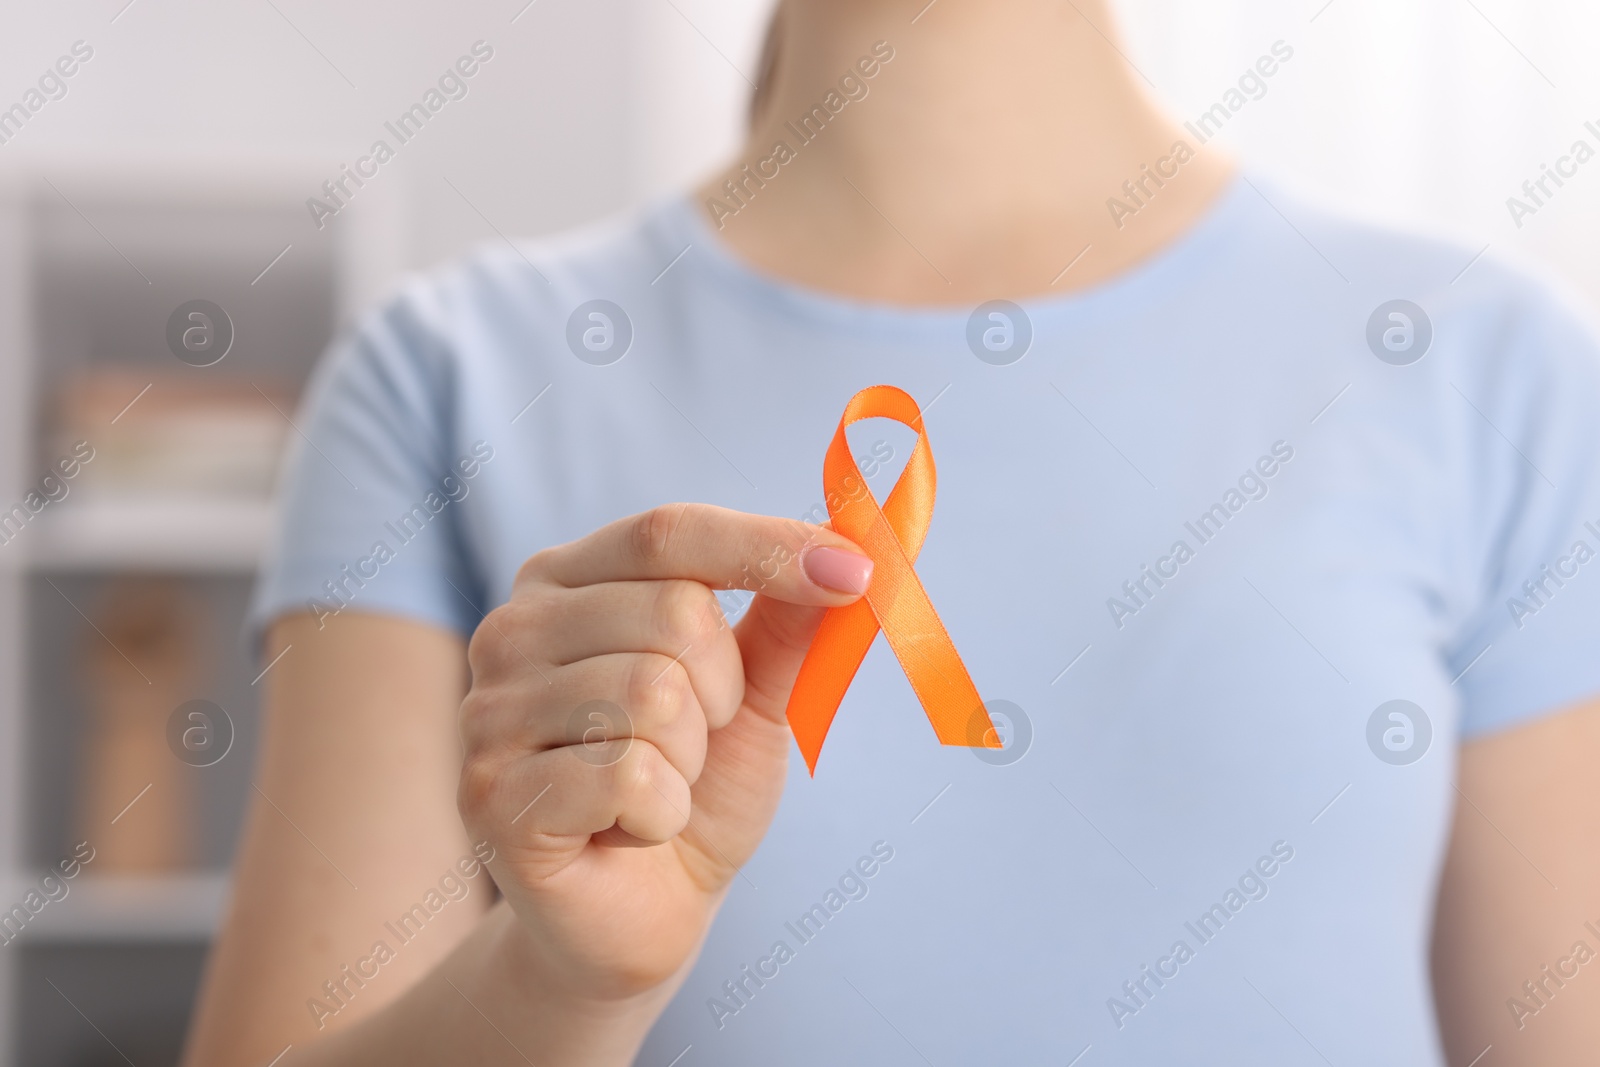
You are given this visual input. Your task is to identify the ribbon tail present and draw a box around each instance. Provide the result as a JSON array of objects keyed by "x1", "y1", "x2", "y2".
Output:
[
  {"x1": 851, "y1": 507, "x2": 997, "y2": 750},
  {"x1": 785, "y1": 598, "x2": 879, "y2": 775},
  {"x1": 877, "y1": 620, "x2": 996, "y2": 749}
]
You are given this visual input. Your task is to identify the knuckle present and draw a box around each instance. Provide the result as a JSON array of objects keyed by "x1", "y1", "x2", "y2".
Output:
[
  {"x1": 652, "y1": 579, "x2": 720, "y2": 647},
  {"x1": 457, "y1": 689, "x2": 498, "y2": 750},
  {"x1": 494, "y1": 599, "x2": 537, "y2": 635},
  {"x1": 457, "y1": 752, "x2": 505, "y2": 820},
  {"x1": 627, "y1": 654, "x2": 688, "y2": 730},
  {"x1": 465, "y1": 619, "x2": 502, "y2": 677},
  {"x1": 630, "y1": 504, "x2": 689, "y2": 566},
  {"x1": 613, "y1": 739, "x2": 665, "y2": 801},
  {"x1": 467, "y1": 601, "x2": 541, "y2": 677},
  {"x1": 514, "y1": 547, "x2": 556, "y2": 588}
]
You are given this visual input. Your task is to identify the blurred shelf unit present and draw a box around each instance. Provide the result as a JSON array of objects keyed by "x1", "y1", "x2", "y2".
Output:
[
  {"x1": 12, "y1": 497, "x2": 275, "y2": 573},
  {"x1": 0, "y1": 160, "x2": 404, "y2": 1067},
  {"x1": 1, "y1": 873, "x2": 228, "y2": 944}
]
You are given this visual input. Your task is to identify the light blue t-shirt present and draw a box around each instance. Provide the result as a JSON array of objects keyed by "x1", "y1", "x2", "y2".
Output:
[{"x1": 252, "y1": 173, "x2": 1600, "y2": 1065}]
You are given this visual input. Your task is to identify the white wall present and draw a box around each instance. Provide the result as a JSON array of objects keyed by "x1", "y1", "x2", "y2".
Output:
[
  {"x1": 0, "y1": 0, "x2": 639, "y2": 274},
  {"x1": 1115, "y1": 0, "x2": 1600, "y2": 296},
  {"x1": 631, "y1": 0, "x2": 777, "y2": 205}
]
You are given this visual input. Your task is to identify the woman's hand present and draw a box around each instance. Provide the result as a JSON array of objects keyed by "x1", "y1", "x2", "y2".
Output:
[{"x1": 457, "y1": 503, "x2": 873, "y2": 1003}]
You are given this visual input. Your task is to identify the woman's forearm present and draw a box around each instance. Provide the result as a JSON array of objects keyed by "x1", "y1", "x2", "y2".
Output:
[{"x1": 289, "y1": 902, "x2": 679, "y2": 1067}]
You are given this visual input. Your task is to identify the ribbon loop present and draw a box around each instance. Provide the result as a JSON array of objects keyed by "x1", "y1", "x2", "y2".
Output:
[{"x1": 786, "y1": 385, "x2": 999, "y2": 774}]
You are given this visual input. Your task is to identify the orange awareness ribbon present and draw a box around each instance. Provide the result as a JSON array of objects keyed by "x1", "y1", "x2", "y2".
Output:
[{"x1": 786, "y1": 385, "x2": 1000, "y2": 775}]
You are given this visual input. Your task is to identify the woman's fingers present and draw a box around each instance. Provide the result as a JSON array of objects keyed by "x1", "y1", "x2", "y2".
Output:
[
  {"x1": 521, "y1": 503, "x2": 873, "y2": 607},
  {"x1": 463, "y1": 740, "x2": 692, "y2": 856},
  {"x1": 503, "y1": 653, "x2": 711, "y2": 783},
  {"x1": 525, "y1": 580, "x2": 744, "y2": 728},
  {"x1": 460, "y1": 503, "x2": 864, "y2": 890}
]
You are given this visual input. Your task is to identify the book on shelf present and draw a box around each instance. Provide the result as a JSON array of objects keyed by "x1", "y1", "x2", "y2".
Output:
[{"x1": 50, "y1": 370, "x2": 294, "y2": 501}]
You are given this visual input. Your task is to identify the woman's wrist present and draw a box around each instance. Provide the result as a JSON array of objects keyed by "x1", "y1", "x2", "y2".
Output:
[{"x1": 468, "y1": 902, "x2": 684, "y2": 1066}]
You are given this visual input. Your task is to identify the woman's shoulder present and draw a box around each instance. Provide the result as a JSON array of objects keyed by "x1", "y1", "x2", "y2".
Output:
[
  {"x1": 1245, "y1": 172, "x2": 1600, "y2": 389},
  {"x1": 352, "y1": 198, "x2": 694, "y2": 373}
]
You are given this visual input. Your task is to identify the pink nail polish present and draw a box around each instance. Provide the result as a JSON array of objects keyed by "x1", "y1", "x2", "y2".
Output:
[{"x1": 803, "y1": 546, "x2": 874, "y2": 594}]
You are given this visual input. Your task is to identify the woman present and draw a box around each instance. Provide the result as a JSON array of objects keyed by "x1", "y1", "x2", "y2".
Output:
[{"x1": 184, "y1": 2, "x2": 1600, "y2": 1063}]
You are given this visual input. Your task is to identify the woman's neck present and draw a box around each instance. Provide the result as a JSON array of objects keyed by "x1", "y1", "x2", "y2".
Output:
[{"x1": 696, "y1": 0, "x2": 1235, "y2": 305}]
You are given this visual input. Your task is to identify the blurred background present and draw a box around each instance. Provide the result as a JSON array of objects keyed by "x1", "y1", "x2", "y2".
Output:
[{"x1": 1, "y1": 0, "x2": 1597, "y2": 1062}]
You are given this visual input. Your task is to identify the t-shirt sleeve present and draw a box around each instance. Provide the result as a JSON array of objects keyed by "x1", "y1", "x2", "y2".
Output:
[
  {"x1": 1446, "y1": 281, "x2": 1600, "y2": 738},
  {"x1": 247, "y1": 279, "x2": 485, "y2": 655}
]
